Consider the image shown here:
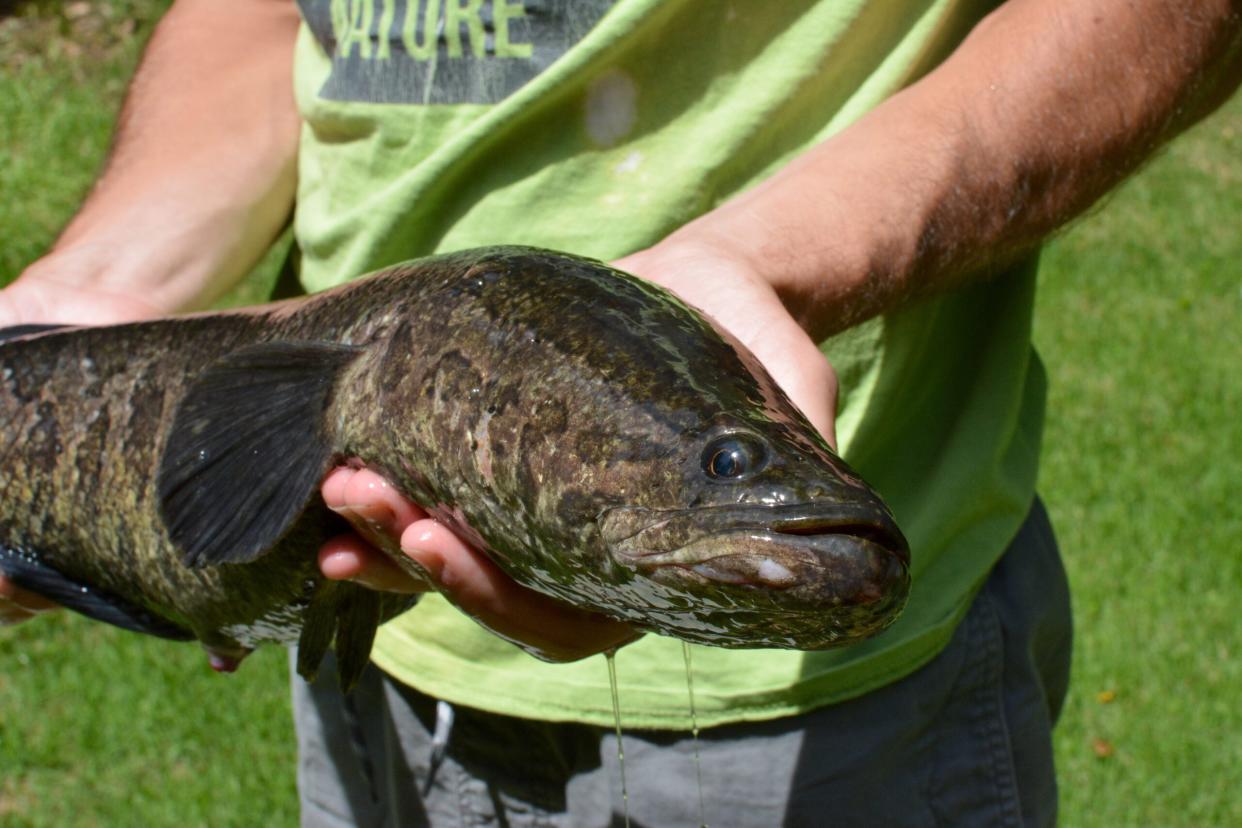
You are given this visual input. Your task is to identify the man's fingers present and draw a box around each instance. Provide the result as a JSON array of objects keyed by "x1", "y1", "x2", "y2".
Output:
[
  {"x1": 323, "y1": 466, "x2": 428, "y2": 531},
  {"x1": 768, "y1": 335, "x2": 839, "y2": 450},
  {"x1": 323, "y1": 466, "x2": 428, "y2": 554},
  {"x1": 0, "y1": 574, "x2": 59, "y2": 625},
  {"x1": 738, "y1": 324, "x2": 839, "y2": 450},
  {"x1": 401, "y1": 520, "x2": 639, "y2": 662},
  {"x1": 616, "y1": 248, "x2": 840, "y2": 450},
  {"x1": 319, "y1": 465, "x2": 640, "y2": 661},
  {"x1": 320, "y1": 466, "x2": 436, "y2": 592},
  {"x1": 318, "y1": 534, "x2": 432, "y2": 593}
]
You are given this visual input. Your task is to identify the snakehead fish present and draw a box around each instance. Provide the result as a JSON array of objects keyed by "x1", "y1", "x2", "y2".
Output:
[{"x1": 0, "y1": 247, "x2": 910, "y2": 690}]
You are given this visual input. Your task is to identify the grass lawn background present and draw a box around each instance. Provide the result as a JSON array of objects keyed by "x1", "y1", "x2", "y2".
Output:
[{"x1": 1, "y1": 2, "x2": 1239, "y2": 825}]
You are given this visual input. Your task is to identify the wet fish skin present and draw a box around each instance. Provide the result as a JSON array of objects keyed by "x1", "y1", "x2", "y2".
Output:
[
  {"x1": 328, "y1": 247, "x2": 910, "y2": 647},
  {"x1": 0, "y1": 310, "x2": 415, "y2": 681},
  {"x1": 0, "y1": 246, "x2": 910, "y2": 686}
]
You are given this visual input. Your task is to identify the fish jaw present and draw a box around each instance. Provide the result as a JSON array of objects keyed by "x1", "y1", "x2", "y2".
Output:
[{"x1": 598, "y1": 503, "x2": 910, "y2": 648}]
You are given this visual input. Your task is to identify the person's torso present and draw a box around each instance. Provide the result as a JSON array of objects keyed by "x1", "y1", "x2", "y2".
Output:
[{"x1": 291, "y1": 0, "x2": 1040, "y2": 728}]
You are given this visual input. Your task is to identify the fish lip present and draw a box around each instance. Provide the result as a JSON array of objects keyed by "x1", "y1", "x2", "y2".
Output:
[
  {"x1": 624, "y1": 529, "x2": 909, "y2": 599},
  {"x1": 764, "y1": 508, "x2": 910, "y2": 568},
  {"x1": 597, "y1": 503, "x2": 911, "y2": 648},
  {"x1": 625, "y1": 527, "x2": 911, "y2": 647},
  {"x1": 600, "y1": 501, "x2": 909, "y2": 566}
]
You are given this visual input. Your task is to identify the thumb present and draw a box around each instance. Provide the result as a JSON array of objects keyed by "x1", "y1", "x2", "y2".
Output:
[{"x1": 744, "y1": 325, "x2": 840, "y2": 451}]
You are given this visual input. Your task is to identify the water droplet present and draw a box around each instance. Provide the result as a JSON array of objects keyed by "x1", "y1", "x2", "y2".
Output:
[{"x1": 683, "y1": 642, "x2": 708, "y2": 828}]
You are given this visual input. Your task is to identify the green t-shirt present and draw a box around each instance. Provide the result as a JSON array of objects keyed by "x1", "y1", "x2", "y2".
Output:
[{"x1": 291, "y1": 0, "x2": 1041, "y2": 728}]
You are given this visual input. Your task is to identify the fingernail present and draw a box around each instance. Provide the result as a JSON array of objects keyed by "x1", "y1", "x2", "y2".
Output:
[
  {"x1": 347, "y1": 502, "x2": 396, "y2": 528},
  {"x1": 362, "y1": 475, "x2": 390, "y2": 492}
]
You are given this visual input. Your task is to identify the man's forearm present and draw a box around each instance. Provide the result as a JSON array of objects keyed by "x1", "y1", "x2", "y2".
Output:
[
  {"x1": 666, "y1": 0, "x2": 1242, "y2": 338},
  {"x1": 13, "y1": 0, "x2": 302, "y2": 317}
]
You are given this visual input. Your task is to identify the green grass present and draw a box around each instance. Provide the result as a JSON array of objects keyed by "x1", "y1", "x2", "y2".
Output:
[
  {"x1": 0, "y1": 0, "x2": 285, "y2": 301},
  {"x1": 0, "y1": 3, "x2": 297, "y2": 825},
  {"x1": 0, "y1": 1, "x2": 160, "y2": 278},
  {"x1": 1035, "y1": 102, "x2": 1242, "y2": 825},
  {"x1": 0, "y1": 616, "x2": 298, "y2": 826},
  {"x1": 1, "y1": 1, "x2": 1240, "y2": 825}
]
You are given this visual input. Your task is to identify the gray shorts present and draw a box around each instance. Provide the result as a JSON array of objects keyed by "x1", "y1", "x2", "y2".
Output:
[{"x1": 292, "y1": 500, "x2": 1071, "y2": 828}]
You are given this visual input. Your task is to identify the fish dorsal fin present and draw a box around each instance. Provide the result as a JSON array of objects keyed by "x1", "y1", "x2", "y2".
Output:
[{"x1": 157, "y1": 341, "x2": 362, "y2": 568}]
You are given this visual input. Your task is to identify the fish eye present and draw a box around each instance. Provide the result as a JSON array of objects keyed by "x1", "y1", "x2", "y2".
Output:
[{"x1": 701, "y1": 434, "x2": 767, "y2": 480}]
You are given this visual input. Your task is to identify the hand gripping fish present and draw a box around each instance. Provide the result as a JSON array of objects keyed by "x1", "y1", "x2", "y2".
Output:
[{"x1": 0, "y1": 247, "x2": 910, "y2": 690}]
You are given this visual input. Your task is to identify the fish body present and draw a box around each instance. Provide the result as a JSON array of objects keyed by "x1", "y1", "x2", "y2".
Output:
[{"x1": 0, "y1": 247, "x2": 909, "y2": 687}]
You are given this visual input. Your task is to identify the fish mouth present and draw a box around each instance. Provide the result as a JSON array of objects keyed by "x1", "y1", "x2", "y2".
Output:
[
  {"x1": 599, "y1": 502, "x2": 911, "y2": 648},
  {"x1": 762, "y1": 506, "x2": 909, "y2": 567},
  {"x1": 602, "y1": 501, "x2": 909, "y2": 567}
]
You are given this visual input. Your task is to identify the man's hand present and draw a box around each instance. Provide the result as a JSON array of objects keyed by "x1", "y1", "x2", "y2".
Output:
[
  {"x1": 316, "y1": 243, "x2": 841, "y2": 661},
  {"x1": 0, "y1": 577, "x2": 59, "y2": 626},
  {"x1": 0, "y1": 260, "x2": 167, "y2": 328},
  {"x1": 319, "y1": 467, "x2": 640, "y2": 662},
  {"x1": 0, "y1": 0, "x2": 300, "y2": 635},
  {"x1": 613, "y1": 241, "x2": 839, "y2": 446},
  {"x1": 0, "y1": 277, "x2": 163, "y2": 626}
]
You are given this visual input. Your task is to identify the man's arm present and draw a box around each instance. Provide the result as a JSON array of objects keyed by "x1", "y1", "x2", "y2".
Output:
[
  {"x1": 0, "y1": 0, "x2": 303, "y2": 326},
  {"x1": 0, "y1": 0, "x2": 303, "y2": 622},
  {"x1": 0, "y1": 2, "x2": 637, "y2": 651},
  {"x1": 624, "y1": 0, "x2": 1242, "y2": 340},
  {"x1": 341, "y1": 0, "x2": 1242, "y2": 660}
]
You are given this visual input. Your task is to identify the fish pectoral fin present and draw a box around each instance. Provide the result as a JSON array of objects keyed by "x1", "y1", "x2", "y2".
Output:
[
  {"x1": 156, "y1": 341, "x2": 363, "y2": 568},
  {"x1": 295, "y1": 579, "x2": 340, "y2": 684},
  {"x1": 332, "y1": 584, "x2": 382, "y2": 693},
  {"x1": 0, "y1": 544, "x2": 194, "y2": 641}
]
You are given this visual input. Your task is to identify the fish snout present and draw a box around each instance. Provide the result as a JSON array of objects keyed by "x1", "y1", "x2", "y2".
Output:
[
  {"x1": 600, "y1": 503, "x2": 911, "y2": 647},
  {"x1": 665, "y1": 530, "x2": 909, "y2": 609}
]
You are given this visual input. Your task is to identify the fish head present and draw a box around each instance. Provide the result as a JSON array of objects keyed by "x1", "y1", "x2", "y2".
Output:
[
  {"x1": 596, "y1": 411, "x2": 910, "y2": 649},
  {"x1": 357, "y1": 248, "x2": 911, "y2": 651}
]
